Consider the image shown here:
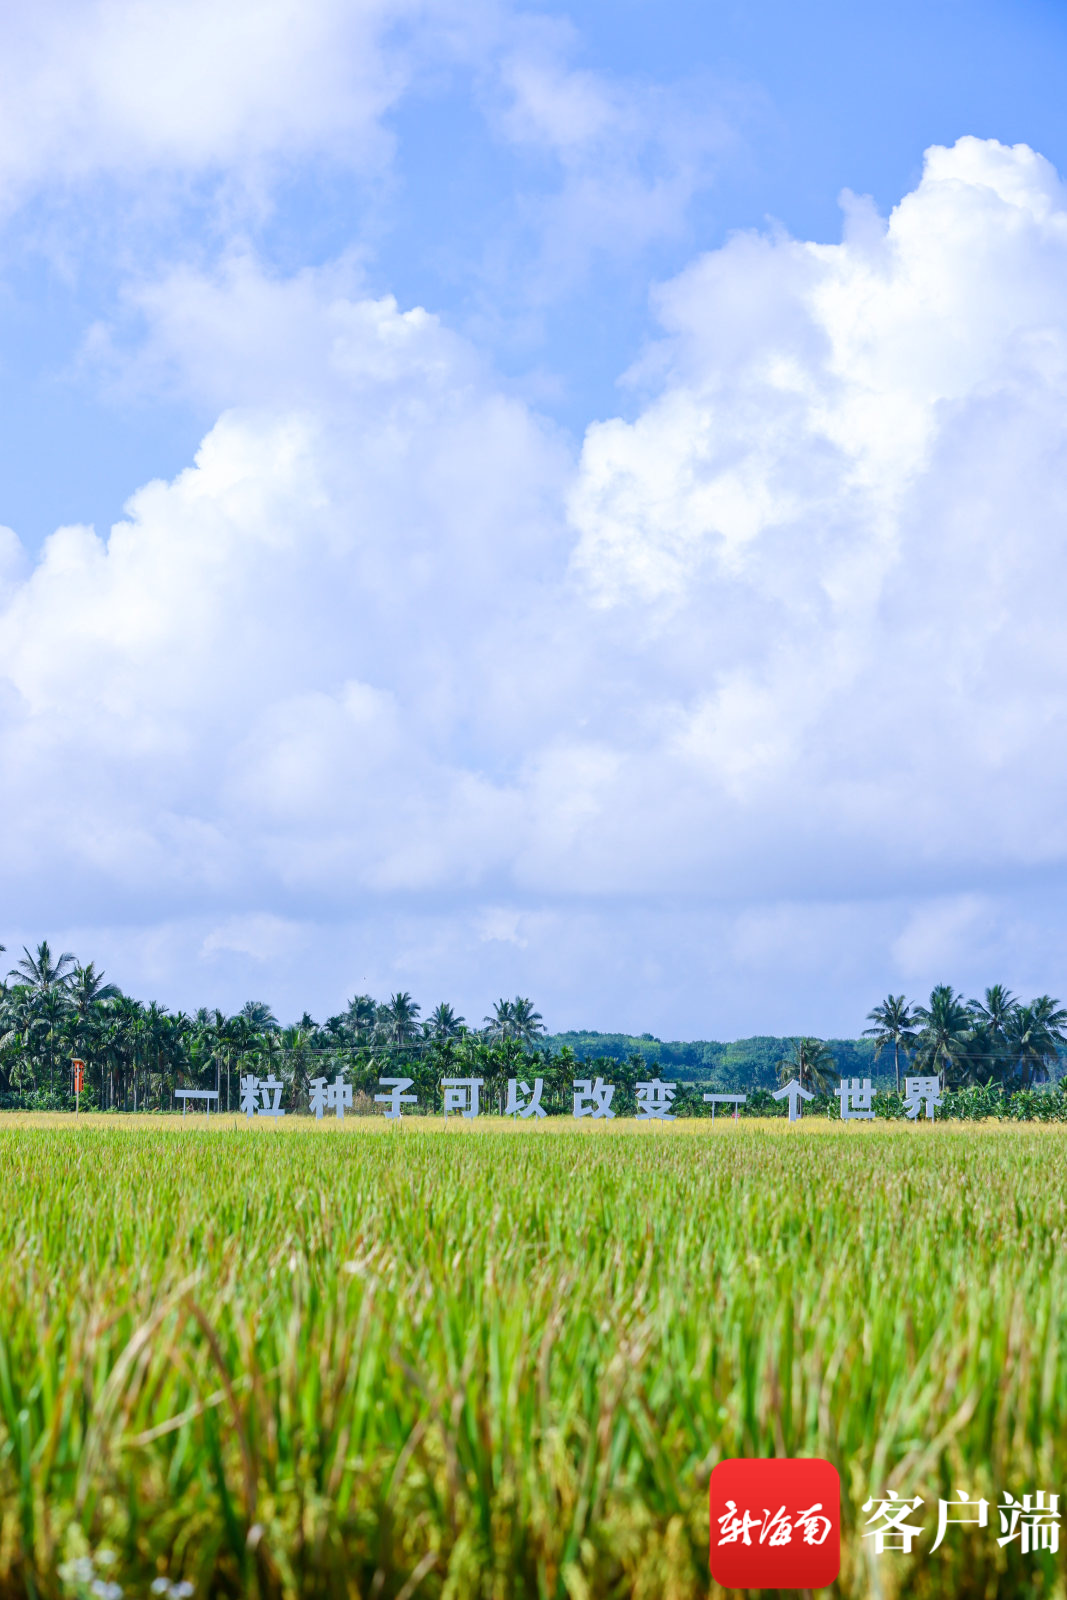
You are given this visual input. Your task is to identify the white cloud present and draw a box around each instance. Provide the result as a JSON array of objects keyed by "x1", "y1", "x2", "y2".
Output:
[
  {"x1": 8, "y1": 138, "x2": 1067, "y2": 1030},
  {"x1": 483, "y1": 18, "x2": 735, "y2": 295},
  {"x1": 0, "y1": 0, "x2": 485, "y2": 203}
]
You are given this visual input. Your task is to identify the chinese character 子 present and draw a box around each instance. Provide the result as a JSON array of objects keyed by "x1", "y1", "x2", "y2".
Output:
[
  {"x1": 903, "y1": 1076, "x2": 942, "y2": 1120},
  {"x1": 931, "y1": 1490, "x2": 988, "y2": 1551},
  {"x1": 636, "y1": 1078, "x2": 676, "y2": 1120},
  {"x1": 772, "y1": 1079, "x2": 814, "y2": 1122},
  {"x1": 504, "y1": 1078, "x2": 547, "y2": 1118},
  {"x1": 862, "y1": 1492, "x2": 924, "y2": 1553},
  {"x1": 375, "y1": 1076, "x2": 417, "y2": 1119},
  {"x1": 442, "y1": 1077, "x2": 482, "y2": 1118},
  {"x1": 998, "y1": 1492, "x2": 1061, "y2": 1555},
  {"x1": 835, "y1": 1077, "x2": 874, "y2": 1121},
  {"x1": 239, "y1": 1073, "x2": 261, "y2": 1118},
  {"x1": 572, "y1": 1077, "x2": 615, "y2": 1119}
]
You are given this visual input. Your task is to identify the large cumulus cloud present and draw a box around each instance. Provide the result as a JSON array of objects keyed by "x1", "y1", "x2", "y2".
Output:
[{"x1": 5, "y1": 136, "x2": 1067, "y2": 1032}]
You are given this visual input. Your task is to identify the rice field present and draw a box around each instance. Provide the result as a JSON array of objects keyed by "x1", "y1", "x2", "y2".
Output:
[{"x1": 0, "y1": 1115, "x2": 1065, "y2": 1599}]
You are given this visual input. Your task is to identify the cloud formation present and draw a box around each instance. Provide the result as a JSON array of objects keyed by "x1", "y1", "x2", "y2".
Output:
[{"x1": 5, "y1": 136, "x2": 1067, "y2": 1031}]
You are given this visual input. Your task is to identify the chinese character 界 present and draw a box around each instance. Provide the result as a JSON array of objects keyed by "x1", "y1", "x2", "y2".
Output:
[
  {"x1": 903, "y1": 1076, "x2": 941, "y2": 1120},
  {"x1": 505, "y1": 1078, "x2": 547, "y2": 1118},
  {"x1": 573, "y1": 1077, "x2": 615, "y2": 1119},
  {"x1": 636, "y1": 1079, "x2": 676, "y2": 1120},
  {"x1": 375, "y1": 1077, "x2": 417, "y2": 1119}
]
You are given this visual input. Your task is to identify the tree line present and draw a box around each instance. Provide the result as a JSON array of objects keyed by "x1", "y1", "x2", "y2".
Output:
[
  {"x1": 0, "y1": 940, "x2": 663, "y2": 1114},
  {"x1": 1, "y1": 940, "x2": 1064, "y2": 1113}
]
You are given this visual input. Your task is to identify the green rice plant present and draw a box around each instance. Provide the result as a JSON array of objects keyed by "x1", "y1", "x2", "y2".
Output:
[{"x1": 0, "y1": 1116, "x2": 1065, "y2": 1598}]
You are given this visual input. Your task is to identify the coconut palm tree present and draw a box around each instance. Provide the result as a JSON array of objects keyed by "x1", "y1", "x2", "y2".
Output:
[
  {"x1": 511, "y1": 997, "x2": 545, "y2": 1045},
  {"x1": 1006, "y1": 997, "x2": 1067, "y2": 1089},
  {"x1": 912, "y1": 985, "x2": 972, "y2": 1089},
  {"x1": 965, "y1": 985, "x2": 1018, "y2": 1083},
  {"x1": 239, "y1": 1000, "x2": 279, "y2": 1031},
  {"x1": 10, "y1": 940, "x2": 76, "y2": 993},
  {"x1": 778, "y1": 1037, "x2": 836, "y2": 1093},
  {"x1": 863, "y1": 995, "x2": 917, "y2": 1093},
  {"x1": 8, "y1": 943, "x2": 77, "y2": 1096},
  {"x1": 378, "y1": 992, "x2": 421, "y2": 1045},
  {"x1": 427, "y1": 1002, "x2": 466, "y2": 1039},
  {"x1": 345, "y1": 995, "x2": 377, "y2": 1041},
  {"x1": 66, "y1": 963, "x2": 122, "y2": 1098},
  {"x1": 483, "y1": 997, "x2": 545, "y2": 1045}
]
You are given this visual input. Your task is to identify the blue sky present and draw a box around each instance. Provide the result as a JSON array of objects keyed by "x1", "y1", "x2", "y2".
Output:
[{"x1": 3, "y1": 0, "x2": 1067, "y2": 1036}]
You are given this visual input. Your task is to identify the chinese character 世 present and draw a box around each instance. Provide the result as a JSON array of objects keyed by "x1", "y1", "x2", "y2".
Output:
[
  {"x1": 636, "y1": 1079, "x2": 676, "y2": 1120},
  {"x1": 836, "y1": 1077, "x2": 874, "y2": 1121},
  {"x1": 375, "y1": 1076, "x2": 417, "y2": 1119},
  {"x1": 442, "y1": 1078, "x2": 482, "y2": 1118},
  {"x1": 504, "y1": 1078, "x2": 547, "y2": 1118},
  {"x1": 573, "y1": 1077, "x2": 615, "y2": 1118},
  {"x1": 903, "y1": 1076, "x2": 942, "y2": 1120},
  {"x1": 862, "y1": 1492, "x2": 924, "y2": 1553}
]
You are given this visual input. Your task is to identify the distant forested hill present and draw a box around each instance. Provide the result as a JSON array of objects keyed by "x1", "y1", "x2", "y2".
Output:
[{"x1": 543, "y1": 1032, "x2": 881, "y2": 1090}]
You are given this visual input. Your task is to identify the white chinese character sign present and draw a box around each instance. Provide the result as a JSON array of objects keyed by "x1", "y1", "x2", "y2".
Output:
[
  {"x1": 375, "y1": 1077, "x2": 417, "y2": 1119},
  {"x1": 505, "y1": 1078, "x2": 547, "y2": 1118},
  {"x1": 573, "y1": 1077, "x2": 615, "y2": 1119},
  {"x1": 310, "y1": 1074, "x2": 352, "y2": 1120},
  {"x1": 836, "y1": 1078, "x2": 874, "y2": 1121},
  {"x1": 772, "y1": 1079, "x2": 814, "y2": 1121},
  {"x1": 442, "y1": 1078, "x2": 482, "y2": 1118},
  {"x1": 635, "y1": 1079, "x2": 676, "y2": 1120},
  {"x1": 904, "y1": 1077, "x2": 942, "y2": 1120},
  {"x1": 240, "y1": 1074, "x2": 286, "y2": 1119}
]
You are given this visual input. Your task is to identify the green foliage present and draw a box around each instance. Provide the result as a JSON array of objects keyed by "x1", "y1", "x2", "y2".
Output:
[{"x1": 0, "y1": 1118, "x2": 1066, "y2": 1599}]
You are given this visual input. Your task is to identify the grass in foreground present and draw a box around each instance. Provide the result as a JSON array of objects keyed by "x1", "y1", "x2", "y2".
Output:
[{"x1": 0, "y1": 1115, "x2": 1064, "y2": 1599}]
